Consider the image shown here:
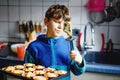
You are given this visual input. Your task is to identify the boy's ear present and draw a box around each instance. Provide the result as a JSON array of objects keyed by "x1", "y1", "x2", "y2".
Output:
[{"x1": 44, "y1": 17, "x2": 48, "y2": 26}]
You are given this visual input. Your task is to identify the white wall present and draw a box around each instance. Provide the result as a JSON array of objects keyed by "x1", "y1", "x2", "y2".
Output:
[{"x1": 0, "y1": 0, "x2": 120, "y2": 50}]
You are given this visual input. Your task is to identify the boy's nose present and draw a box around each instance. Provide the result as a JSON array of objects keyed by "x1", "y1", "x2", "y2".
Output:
[{"x1": 58, "y1": 23, "x2": 63, "y2": 29}]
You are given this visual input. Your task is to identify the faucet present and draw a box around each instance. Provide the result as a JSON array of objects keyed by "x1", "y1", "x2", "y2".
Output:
[{"x1": 83, "y1": 22, "x2": 95, "y2": 56}]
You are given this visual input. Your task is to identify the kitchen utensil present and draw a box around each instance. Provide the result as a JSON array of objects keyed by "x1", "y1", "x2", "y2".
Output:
[
  {"x1": 17, "y1": 45, "x2": 26, "y2": 59},
  {"x1": 103, "y1": 7, "x2": 116, "y2": 22},
  {"x1": 39, "y1": 22, "x2": 43, "y2": 33},
  {"x1": 100, "y1": 33, "x2": 104, "y2": 52},
  {"x1": 29, "y1": 20, "x2": 34, "y2": 33},
  {"x1": 112, "y1": 0, "x2": 120, "y2": 18},
  {"x1": 86, "y1": 0, "x2": 105, "y2": 12},
  {"x1": 89, "y1": 11, "x2": 105, "y2": 24},
  {"x1": 64, "y1": 21, "x2": 75, "y2": 50},
  {"x1": 22, "y1": 21, "x2": 28, "y2": 33},
  {"x1": 10, "y1": 43, "x2": 26, "y2": 54},
  {"x1": 63, "y1": 21, "x2": 72, "y2": 37},
  {"x1": 34, "y1": 22, "x2": 39, "y2": 33},
  {"x1": 77, "y1": 33, "x2": 82, "y2": 51},
  {"x1": 103, "y1": 0, "x2": 116, "y2": 22},
  {"x1": 66, "y1": 36, "x2": 75, "y2": 50}
]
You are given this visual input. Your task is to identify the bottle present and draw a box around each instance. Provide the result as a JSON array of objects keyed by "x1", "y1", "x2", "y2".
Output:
[{"x1": 106, "y1": 39, "x2": 113, "y2": 52}]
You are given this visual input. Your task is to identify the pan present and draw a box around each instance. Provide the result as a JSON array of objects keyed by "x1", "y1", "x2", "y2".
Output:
[
  {"x1": 103, "y1": 7, "x2": 116, "y2": 22},
  {"x1": 113, "y1": 0, "x2": 120, "y2": 18}
]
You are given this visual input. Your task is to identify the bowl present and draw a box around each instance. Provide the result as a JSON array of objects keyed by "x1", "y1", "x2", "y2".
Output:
[{"x1": 10, "y1": 43, "x2": 26, "y2": 53}]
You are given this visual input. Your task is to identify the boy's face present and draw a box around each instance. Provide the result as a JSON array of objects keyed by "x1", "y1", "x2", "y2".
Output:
[{"x1": 45, "y1": 17, "x2": 64, "y2": 38}]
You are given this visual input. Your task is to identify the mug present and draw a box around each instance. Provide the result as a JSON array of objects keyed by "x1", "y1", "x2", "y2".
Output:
[{"x1": 17, "y1": 45, "x2": 26, "y2": 59}]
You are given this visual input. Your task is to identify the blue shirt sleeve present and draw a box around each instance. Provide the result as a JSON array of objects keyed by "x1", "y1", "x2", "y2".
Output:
[
  {"x1": 24, "y1": 50, "x2": 35, "y2": 63},
  {"x1": 70, "y1": 58, "x2": 86, "y2": 75}
]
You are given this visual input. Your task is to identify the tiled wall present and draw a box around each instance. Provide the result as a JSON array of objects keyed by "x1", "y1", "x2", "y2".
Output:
[{"x1": 0, "y1": 0, "x2": 120, "y2": 51}]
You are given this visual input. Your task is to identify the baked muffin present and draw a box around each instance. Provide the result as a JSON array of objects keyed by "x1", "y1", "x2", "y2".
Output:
[
  {"x1": 24, "y1": 67, "x2": 36, "y2": 72},
  {"x1": 46, "y1": 72, "x2": 58, "y2": 78},
  {"x1": 15, "y1": 65, "x2": 24, "y2": 70},
  {"x1": 12, "y1": 70, "x2": 24, "y2": 75},
  {"x1": 35, "y1": 65, "x2": 45, "y2": 70},
  {"x1": 24, "y1": 63, "x2": 35, "y2": 68},
  {"x1": 22, "y1": 71, "x2": 35, "y2": 78},
  {"x1": 33, "y1": 76, "x2": 48, "y2": 80},
  {"x1": 4, "y1": 66, "x2": 15, "y2": 72},
  {"x1": 34, "y1": 70, "x2": 46, "y2": 76}
]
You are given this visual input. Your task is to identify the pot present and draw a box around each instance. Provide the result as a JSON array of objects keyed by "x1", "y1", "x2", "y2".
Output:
[
  {"x1": 114, "y1": 1, "x2": 120, "y2": 18},
  {"x1": 103, "y1": 7, "x2": 116, "y2": 22},
  {"x1": 89, "y1": 11, "x2": 105, "y2": 24}
]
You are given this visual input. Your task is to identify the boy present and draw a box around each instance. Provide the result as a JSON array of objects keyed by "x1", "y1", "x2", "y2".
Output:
[{"x1": 24, "y1": 4, "x2": 86, "y2": 80}]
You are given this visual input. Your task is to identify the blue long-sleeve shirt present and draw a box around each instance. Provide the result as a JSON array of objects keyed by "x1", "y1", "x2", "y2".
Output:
[{"x1": 24, "y1": 35, "x2": 86, "y2": 80}]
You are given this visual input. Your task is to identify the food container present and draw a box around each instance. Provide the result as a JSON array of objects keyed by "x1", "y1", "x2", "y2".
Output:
[{"x1": 0, "y1": 63, "x2": 67, "y2": 80}]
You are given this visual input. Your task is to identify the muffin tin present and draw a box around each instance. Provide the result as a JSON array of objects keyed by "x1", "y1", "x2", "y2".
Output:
[{"x1": 1, "y1": 63, "x2": 67, "y2": 80}]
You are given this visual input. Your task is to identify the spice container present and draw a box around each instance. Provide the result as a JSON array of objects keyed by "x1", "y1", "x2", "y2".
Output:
[{"x1": 106, "y1": 39, "x2": 113, "y2": 52}]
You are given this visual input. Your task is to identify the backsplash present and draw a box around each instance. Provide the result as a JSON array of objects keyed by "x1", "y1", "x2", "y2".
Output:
[{"x1": 0, "y1": 0, "x2": 120, "y2": 50}]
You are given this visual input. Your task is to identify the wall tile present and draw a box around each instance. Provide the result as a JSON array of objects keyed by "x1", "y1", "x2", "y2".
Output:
[
  {"x1": 109, "y1": 26, "x2": 120, "y2": 44},
  {"x1": 9, "y1": 6, "x2": 19, "y2": 21},
  {"x1": 43, "y1": 2, "x2": 55, "y2": 6},
  {"x1": 9, "y1": 22, "x2": 24, "y2": 42},
  {"x1": 20, "y1": 7, "x2": 30, "y2": 20},
  {"x1": 109, "y1": 18, "x2": 120, "y2": 25},
  {"x1": 9, "y1": 22, "x2": 19, "y2": 37},
  {"x1": 113, "y1": 45, "x2": 120, "y2": 50},
  {"x1": 31, "y1": 0, "x2": 42, "y2": 6},
  {"x1": 0, "y1": 22, "x2": 9, "y2": 37},
  {"x1": 95, "y1": 25, "x2": 108, "y2": 43},
  {"x1": 56, "y1": 2, "x2": 69, "y2": 6},
  {"x1": 69, "y1": 7, "x2": 81, "y2": 25},
  {"x1": 81, "y1": 7, "x2": 89, "y2": 24},
  {"x1": 8, "y1": 0, "x2": 19, "y2": 6},
  {"x1": 81, "y1": 0, "x2": 88, "y2": 6},
  {"x1": 69, "y1": 0, "x2": 81, "y2": 6},
  {"x1": 0, "y1": 37, "x2": 9, "y2": 42},
  {"x1": 0, "y1": 0, "x2": 7, "y2": 5},
  {"x1": 31, "y1": 7, "x2": 42, "y2": 21},
  {"x1": 20, "y1": 0, "x2": 30, "y2": 6},
  {"x1": 44, "y1": 0, "x2": 56, "y2": 2},
  {"x1": 43, "y1": 6, "x2": 49, "y2": 16},
  {"x1": 71, "y1": 24, "x2": 81, "y2": 30},
  {"x1": 55, "y1": 0, "x2": 68, "y2": 1},
  {"x1": 0, "y1": 6, "x2": 8, "y2": 21}
]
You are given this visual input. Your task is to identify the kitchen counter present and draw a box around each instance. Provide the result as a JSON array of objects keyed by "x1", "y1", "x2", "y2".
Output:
[
  {"x1": 0, "y1": 54, "x2": 120, "y2": 75},
  {"x1": 0, "y1": 56, "x2": 24, "y2": 68},
  {"x1": 84, "y1": 51, "x2": 120, "y2": 74},
  {"x1": 86, "y1": 62, "x2": 120, "y2": 74}
]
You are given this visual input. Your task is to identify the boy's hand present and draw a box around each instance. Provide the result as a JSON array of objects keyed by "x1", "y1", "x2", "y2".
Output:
[{"x1": 70, "y1": 50, "x2": 82, "y2": 64}]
